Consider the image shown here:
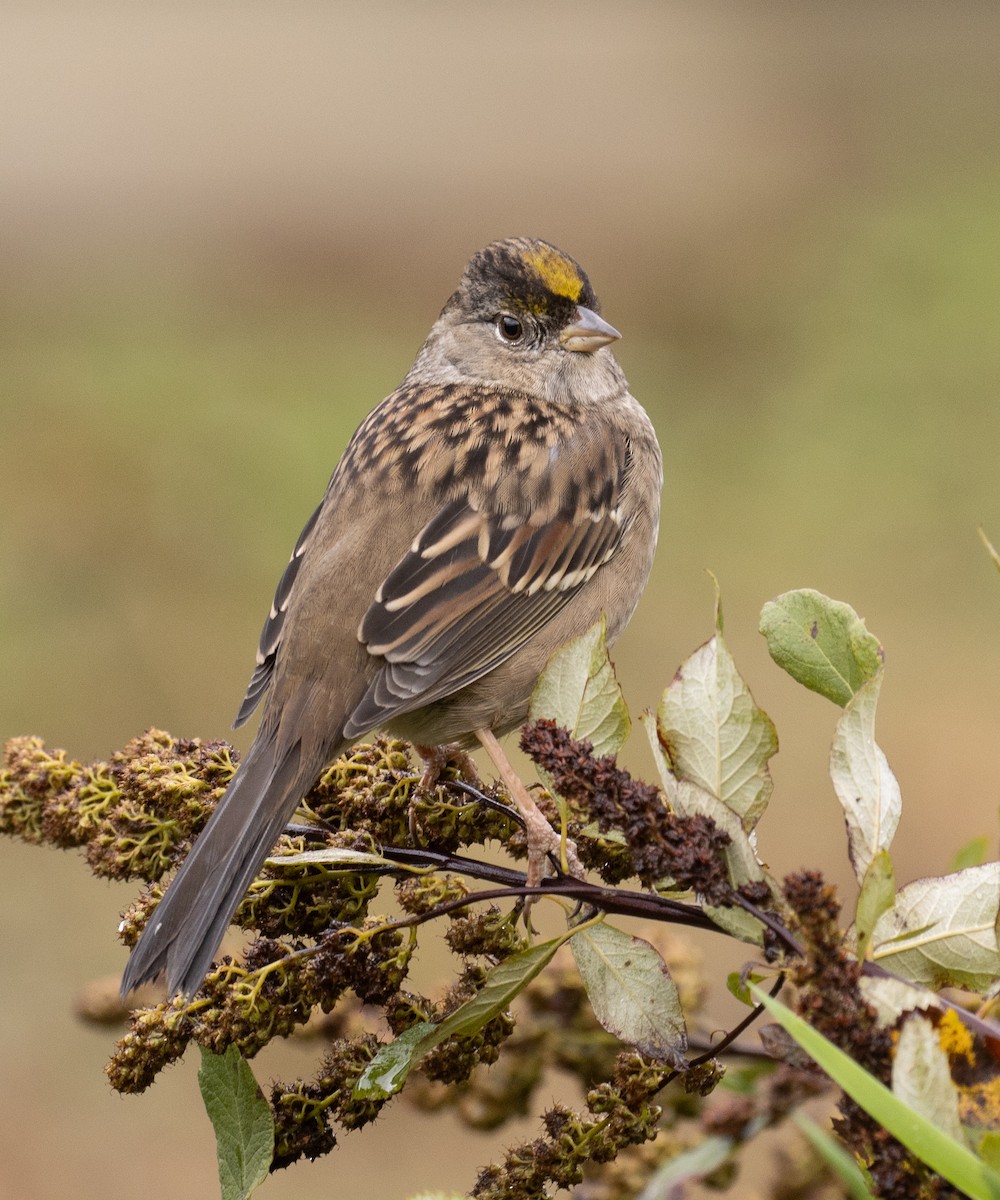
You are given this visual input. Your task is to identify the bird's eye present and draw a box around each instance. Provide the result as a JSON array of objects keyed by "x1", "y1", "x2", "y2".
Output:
[{"x1": 496, "y1": 314, "x2": 524, "y2": 342}]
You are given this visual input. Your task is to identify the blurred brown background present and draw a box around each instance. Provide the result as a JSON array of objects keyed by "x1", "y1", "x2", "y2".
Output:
[{"x1": 2, "y1": 4, "x2": 999, "y2": 1198}]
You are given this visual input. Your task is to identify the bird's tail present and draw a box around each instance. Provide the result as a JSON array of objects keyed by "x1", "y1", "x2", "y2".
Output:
[{"x1": 120, "y1": 728, "x2": 322, "y2": 999}]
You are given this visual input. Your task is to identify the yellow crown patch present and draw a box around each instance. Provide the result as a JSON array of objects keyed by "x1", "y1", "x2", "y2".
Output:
[{"x1": 522, "y1": 244, "x2": 584, "y2": 302}]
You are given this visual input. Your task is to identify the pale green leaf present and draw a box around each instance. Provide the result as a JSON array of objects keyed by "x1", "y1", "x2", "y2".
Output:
[
  {"x1": 265, "y1": 847, "x2": 396, "y2": 870},
  {"x1": 656, "y1": 634, "x2": 777, "y2": 828},
  {"x1": 892, "y1": 1014, "x2": 965, "y2": 1145},
  {"x1": 870, "y1": 863, "x2": 1000, "y2": 991},
  {"x1": 760, "y1": 590, "x2": 883, "y2": 707},
  {"x1": 571, "y1": 922, "x2": 687, "y2": 1066},
  {"x1": 643, "y1": 714, "x2": 765, "y2": 890},
  {"x1": 644, "y1": 713, "x2": 768, "y2": 946},
  {"x1": 793, "y1": 1112, "x2": 874, "y2": 1199},
  {"x1": 855, "y1": 850, "x2": 896, "y2": 959},
  {"x1": 857, "y1": 975, "x2": 938, "y2": 1027},
  {"x1": 726, "y1": 970, "x2": 755, "y2": 1007},
  {"x1": 830, "y1": 674, "x2": 901, "y2": 883},
  {"x1": 530, "y1": 618, "x2": 630, "y2": 757},
  {"x1": 751, "y1": 986, "x2": 1000, "y2": 1200},
  {"x1": 702, "y1": 903, "x2": 766, "y2": 946},
  {"x1": 354, "y1": 935, "x2": 568, "y2": 1100},
  {"x1": 637, "y1": 1135, "x2": 733, "y2": 1198},
  {"x1": 405, "y1": 1193, "x2": 471, "y2": 1200},
  {"x1": 197, "y1": 1046, "x2": 274, "y2": 1200}
]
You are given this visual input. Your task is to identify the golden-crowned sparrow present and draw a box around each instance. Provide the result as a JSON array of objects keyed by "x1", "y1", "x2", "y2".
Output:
[{"x1": 121, "y1": 237, "x2": 662, "y2": 998}]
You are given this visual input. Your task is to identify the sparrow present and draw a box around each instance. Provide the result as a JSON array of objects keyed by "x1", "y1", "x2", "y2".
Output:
[{"x1": 121, "y1": 237, "x2": 662, "y2": 999}]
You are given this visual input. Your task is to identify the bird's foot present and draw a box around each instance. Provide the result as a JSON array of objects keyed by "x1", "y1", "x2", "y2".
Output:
[
  {"x1": 410, "y1": 742, "x2": 483, "y2": 844},
  {"x1": 413, "y1": 742, "x2": 482, "y2": 792}
]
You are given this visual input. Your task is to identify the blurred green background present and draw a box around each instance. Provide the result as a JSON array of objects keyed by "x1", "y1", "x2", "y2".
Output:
[{"x1": 3, "y1": 4, "x2": 999, "y2": 1198}]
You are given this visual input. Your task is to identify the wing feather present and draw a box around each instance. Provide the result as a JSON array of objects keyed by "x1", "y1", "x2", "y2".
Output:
[
  {"x1": 232, "y1": 382, "x2": 642, "y2": 741},
  {"x1": 233, "y1": 498, "x2": 324, "y2": 728},
  {"x1": 343, "y1": 451, "x2": 631, "y2": 738}
]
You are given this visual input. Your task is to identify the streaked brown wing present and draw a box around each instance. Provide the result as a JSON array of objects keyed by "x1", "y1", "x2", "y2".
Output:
[
  {"x1": 233, "y1": 498, "x2": 324, "y2": 728},
  {"x1": 341, "y1": 487, "x2": 626, "y2": 739},
  {"x1": 232, "y1": 381, "x2": 638, "y2": 738}
]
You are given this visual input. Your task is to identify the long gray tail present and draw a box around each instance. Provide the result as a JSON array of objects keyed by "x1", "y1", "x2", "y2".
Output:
[{"x1": 120, "y1": 730, "x2": 319, "y2": 999}]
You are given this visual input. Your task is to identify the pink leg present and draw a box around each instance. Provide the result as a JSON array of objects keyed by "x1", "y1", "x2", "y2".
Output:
[{"x1": 475, "y1": 727, "x2": 584, "y2": 888}]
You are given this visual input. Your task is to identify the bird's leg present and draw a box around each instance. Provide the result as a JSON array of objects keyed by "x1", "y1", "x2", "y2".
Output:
[{"x1": 475, "y1": 727, "x2": 584, "y2": 888}]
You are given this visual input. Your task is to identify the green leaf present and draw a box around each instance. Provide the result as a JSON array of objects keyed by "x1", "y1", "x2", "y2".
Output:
[
  {"x1": 981, "y1": 1133, "x2": 1000, "y2": 1171},
  {"x1": 892, "y1": 1014, "x2": 965, "y2": 1145},
  {"x1": 855, "y1": 850, "x2": 896, "y2": 960},
  {"x1": 655, "y1": 634, "x2": 777, "y2": 829},
  {"x1": 760, "y1": 590, "x2": 883, "y2": 707},
  {"x1": 352, "y1": 1021, "x2": 436, "y2": 1100},
  {"x1": 530, "y1": 618, "x2": 630, "y2": 757},
  {"x1": 830, "y1": 674, "x2": 901, "y2": 883},
  {"x1": 197, "y1": 1046, "x2": 275, "y2": 1200},
  {"x1": 429, "y1": 934, "x2": 566, "y2": 1040},
  {"x1": 870, "y1": 863, "x2": 1000, "y2": 991},
  {"x1": 792, "y1": 1112, "x2": 874, "y2": 1199},
  {"x1": 726, "y1": 970, "x2": 765, "y2": 1007},
  {"x1": 354, "y1": 935, "x2": 568, "y2": 1100},
  {"x1": 571, "y1": 922, "x2": 687, "y2": 1066},
  {"x1": 952, "y1": 836, "x2": 991, "y2": 872},
  {"x1": 750, "y1": 986, "x2": 1000, "y2": 1200}
]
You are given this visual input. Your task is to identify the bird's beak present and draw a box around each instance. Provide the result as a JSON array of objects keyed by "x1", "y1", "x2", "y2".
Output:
[{"x1": 559, "y1": 306, "x2": 622, "y2": 353}]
